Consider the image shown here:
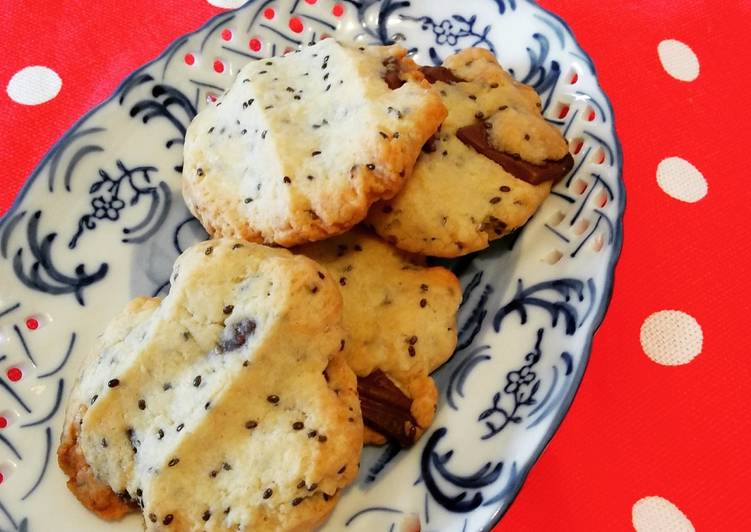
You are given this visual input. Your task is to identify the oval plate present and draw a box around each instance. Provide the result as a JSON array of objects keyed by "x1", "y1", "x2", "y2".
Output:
[{"x1": 0, "y1": 0, "x2": 623, "y2": 530}]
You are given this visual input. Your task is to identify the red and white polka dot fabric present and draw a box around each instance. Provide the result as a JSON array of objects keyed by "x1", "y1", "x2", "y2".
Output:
[{"x1": 1, "y1": 1, "x2": 749, "y2": 529}]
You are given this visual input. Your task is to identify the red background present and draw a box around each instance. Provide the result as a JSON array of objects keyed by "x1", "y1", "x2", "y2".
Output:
[{"x1": 1, "y1": 1, "x2": 750, "y2": 529}]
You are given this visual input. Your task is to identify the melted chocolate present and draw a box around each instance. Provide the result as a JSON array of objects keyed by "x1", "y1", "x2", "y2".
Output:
[
  {"x1": 456, "y1": 122, "x2": 575, "y2": 185},
  {"x1": 382, "y1": 57, "x2": 405, "y2": 90},
  {"x1": 418, "y1": 66, "x2": 464, "y2": 84},
  {"x1": 357, "y1": 370, "x2": 417, "y2": 447},
  {"x1": 422, "y1": 132, "x2": 439, "y2": 153},
  {"x1": 217, "y1": 318, "x2": 257, "y2": 353},
  {"x1": 481, "y1": 216, "x2": 507, "y2": 236}
]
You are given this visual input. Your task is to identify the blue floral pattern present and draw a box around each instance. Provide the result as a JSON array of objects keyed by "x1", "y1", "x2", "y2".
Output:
[
  {"x1": 91, "y1": 196, "x2": 124, "y2": 221},
  {"x1": 402, "y1": 13, "x2": 496, "y2": 64},
  {"x1": 478, "y1": 329, "x2": 543, "y2": 438},
  {"x1": 433, "y1": 20, "x2": 458, "y2": 45},
  {"x1": 70, "y1": 162, "x2": 162, "y2": 248},
  {"x1": 0, "y1": 1, "x2": 623, "y2": 531}
]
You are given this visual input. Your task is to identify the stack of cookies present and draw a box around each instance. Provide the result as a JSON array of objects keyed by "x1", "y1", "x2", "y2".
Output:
[{"x1": 58, "y1": 39, "x2": 573, "y2": 531}]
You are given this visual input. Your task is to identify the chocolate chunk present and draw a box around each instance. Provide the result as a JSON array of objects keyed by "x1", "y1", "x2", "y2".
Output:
[
  {"x1": 481, "y1": 215, "x2": 508, "y2": 236},
  {"x1": 357, "y1": 370, "x2": 417, "y2": 447},
  {"x1": 217, "y1": 319, "x2": 257, "y2": 353},
  {"x1": 422, "y1": 132, "x2": 439, "y2": 154},
  {"x1": 126, "y1": 427, "x2": 139, "y2": 450},
  {"x1": 418, "y1": 66, "x2": 464, "y2": 84},
  {"x1": 456, "y1": 122, "x2": 575, "y2": 185},
  {"x1": 382, "y1": 57, "x2": 405, "y2": 90}
]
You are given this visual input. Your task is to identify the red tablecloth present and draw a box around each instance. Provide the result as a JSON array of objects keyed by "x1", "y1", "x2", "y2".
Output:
[{"x1": 2, "y1": 1, "x2": 749, "y2": 530}]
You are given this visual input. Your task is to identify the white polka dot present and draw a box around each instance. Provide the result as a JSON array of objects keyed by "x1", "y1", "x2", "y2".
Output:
[
  {"x1": 6, "y1": 66, "x2": 62, "y2": 105},
  {"x1": 633, "y1": 496, "x2": 694, "y2": 532},
  {"x1": 658, "y1": 39, "x2": 699, "y2": 82},
  {"x1": 640, "y1": 310, "x2": 703, "y2": 366},
  {"x1": 656, "y1": 157, "x2": 707, "y2": 203},
  {"x1": 207, "y1": 0, "x2": 247, "y2": 8}
]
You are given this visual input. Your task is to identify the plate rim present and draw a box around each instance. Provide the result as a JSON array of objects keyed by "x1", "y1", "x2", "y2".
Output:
[
  {"x1": 481, "y1": 3, "x2": 625, "y2": 528},
  {"x1": 0, "y1": 1, "x2": 626, "y2": 529}
]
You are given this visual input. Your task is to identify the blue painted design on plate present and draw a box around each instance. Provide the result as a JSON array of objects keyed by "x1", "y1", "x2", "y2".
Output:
[{"x1": 0, "y1": 1, "x2": 624, "y2": 530}]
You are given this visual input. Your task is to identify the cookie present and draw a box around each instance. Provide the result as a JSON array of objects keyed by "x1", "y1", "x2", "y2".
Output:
[
  {"x1": 58, "y1": 240, "x2": 363, "y2": 531},
  {"x1": 182, "y1": 39, "x2": 447, "y2": 247},
  {"x1": 297, "y1": 229, "x2": 461, "y2": 446},
  {"x1": 367, "y1": 48, "x2": 574, "y2": 257}
]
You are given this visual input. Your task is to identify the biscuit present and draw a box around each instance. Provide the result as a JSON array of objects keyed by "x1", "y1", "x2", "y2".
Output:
[
  {"x1": 183, "y1": 39, "x2": 447, "y2": 247},
  {"x1": 368, "y1": 48, "x2": 574, "y2": 257},
  {"x1": 58, "y1": 240, "x2": 363, "y2": 531},
  {"x1": 298, "y1": 229, "x2": 461, "y2": 446}
]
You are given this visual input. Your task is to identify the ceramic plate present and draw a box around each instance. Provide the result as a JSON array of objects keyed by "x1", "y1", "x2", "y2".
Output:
[{"x1": 0, "y1": 0, "x2": 623, "y2": 530}]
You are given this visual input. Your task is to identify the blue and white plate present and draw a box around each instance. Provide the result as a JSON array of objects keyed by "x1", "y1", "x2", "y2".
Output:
[{"x1": 0, "y1": 1, "x2": 623, "y2": 530}]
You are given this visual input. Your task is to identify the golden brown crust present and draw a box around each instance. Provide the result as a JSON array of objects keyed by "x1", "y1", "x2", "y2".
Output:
[
  {"x1": 57, "y1": 407, "x2": 136, "y2": 521},
  {"x1": 363, "y1": 427, "x2": 389, "y2": 446}
]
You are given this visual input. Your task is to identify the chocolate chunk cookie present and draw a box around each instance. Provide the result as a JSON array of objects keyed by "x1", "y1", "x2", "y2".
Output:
[
  {"x1": 298, "y1": 229, "x2": 461, "y2": 446},
  {"x1": 58, "y1": 240, "x2": 362, "y2": 531},
  {"x1": 368, "y1": 48, "x2": 574, "y2": 257}
]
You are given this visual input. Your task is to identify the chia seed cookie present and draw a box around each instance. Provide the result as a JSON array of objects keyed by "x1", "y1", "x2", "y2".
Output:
[
  {"x1": 297, "y1": 229, "x2": 461, "y2": 446},
  {"x1": 58, "y1": 240, "x2": 362, "y2": 531},
  {"x1": 182, "y1": 39, "x2": 447, "y2": 247},
  {"x1": 367, "y1": 48, "x2": 574, "y2": 257}
]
